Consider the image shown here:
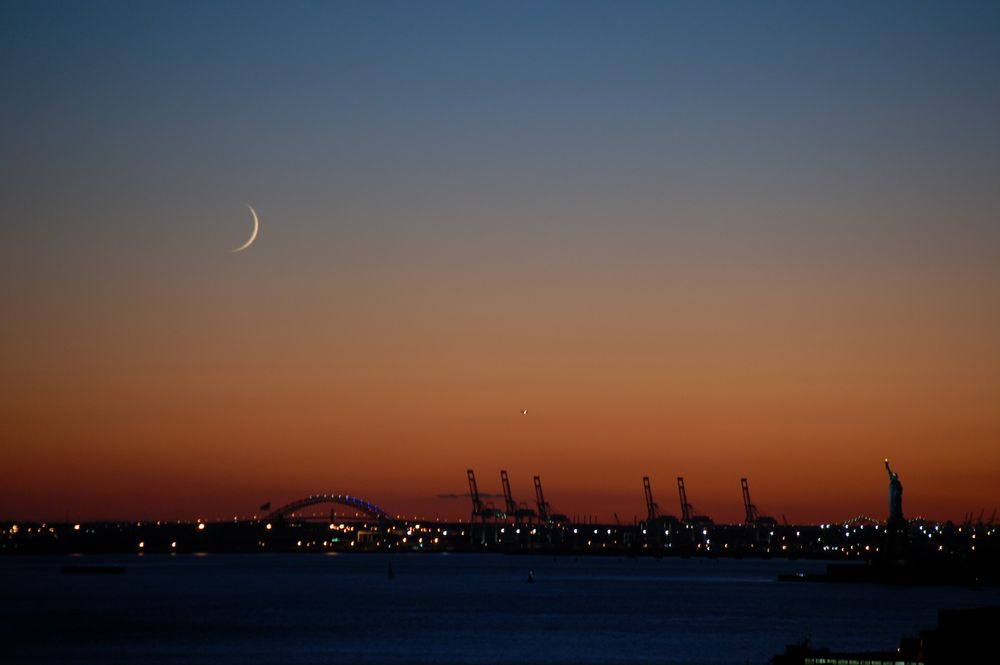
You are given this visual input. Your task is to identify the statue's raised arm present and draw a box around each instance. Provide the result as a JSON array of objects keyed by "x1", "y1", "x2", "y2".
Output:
[{"x1": 884, "y1": 458, "x2": 893, "y2": 477}]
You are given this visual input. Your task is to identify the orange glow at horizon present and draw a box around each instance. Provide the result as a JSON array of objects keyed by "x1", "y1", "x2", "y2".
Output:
[{"x1": 3, "y1": 229, "x2": 998, "y2": 524}]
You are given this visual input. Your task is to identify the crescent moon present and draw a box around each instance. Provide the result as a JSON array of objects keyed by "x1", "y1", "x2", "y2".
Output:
[{"x1": 232, "y1": 205, "x2": 259, "y2": 252}]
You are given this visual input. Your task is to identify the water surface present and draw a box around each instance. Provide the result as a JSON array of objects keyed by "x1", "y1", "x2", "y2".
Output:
[{"x1": 3, "y1": 554, "x2": 996, "y2": 664}]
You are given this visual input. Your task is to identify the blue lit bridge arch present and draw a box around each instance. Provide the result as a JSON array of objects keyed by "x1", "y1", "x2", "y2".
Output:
[{"x1": 267, "y1": 494, "x2": 388, "y2": 521}]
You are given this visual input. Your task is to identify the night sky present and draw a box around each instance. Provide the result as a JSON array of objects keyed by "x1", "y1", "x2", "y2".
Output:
[{"x1": 3, "y1": 1, "x2": 999, "y2": 523}]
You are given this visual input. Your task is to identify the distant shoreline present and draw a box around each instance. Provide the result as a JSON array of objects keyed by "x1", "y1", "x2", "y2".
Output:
[{"x1": 3, "y1": 518, "x2": 995, "y2": 573}]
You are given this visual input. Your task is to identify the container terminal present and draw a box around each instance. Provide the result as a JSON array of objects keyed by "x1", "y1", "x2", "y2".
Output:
[{"x1": 3, "y1": 466, "x2": 998, "y2": 585}]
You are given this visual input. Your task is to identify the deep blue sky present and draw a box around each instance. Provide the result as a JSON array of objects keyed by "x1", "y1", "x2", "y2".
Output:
[{"x1": 5, "y1": 1, "x2": 1000, "y2": 247}]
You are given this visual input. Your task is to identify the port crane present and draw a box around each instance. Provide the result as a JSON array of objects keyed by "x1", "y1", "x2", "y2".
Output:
[
  {"x1": 500, "y1": 469, "x2": 516, "y2": 517},
  {"x1": 643, "y1": 476, "x2": 660, "y2": 522},
  {"x1": 741, "y1": 477, "x2": 777, "y2": 527},
  {"x1": 677, "y1": 477, "x2": 713, "y2": 525},
  {"x1": 467, "y1": 469, "x2": 502, "y2": 522},
  {"x1": 641, "y1": 476, "x2": 681, "y2": 528},
  {"x1": 533, "y1": 475, "x2": 567, "y2": 523},
  {"x1": 467, "y1": 469, "x2": 483, "y2": 521},
  {"x1": 500, "y1": 469, "x2": 537, "y2": 522}
]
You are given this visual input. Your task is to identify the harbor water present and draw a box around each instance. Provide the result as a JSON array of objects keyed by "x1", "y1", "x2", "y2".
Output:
[{"x1": 3, "y1": 554, "x2": 997, "y2": 664}]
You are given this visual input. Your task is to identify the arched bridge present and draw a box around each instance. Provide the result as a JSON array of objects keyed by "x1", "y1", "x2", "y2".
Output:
[
  {"x1": 267, "y1": 494, "x2": 388, "y2": 521},
  {"x1": 844, "y1": 515, "x2": 881, "y2": 527}
]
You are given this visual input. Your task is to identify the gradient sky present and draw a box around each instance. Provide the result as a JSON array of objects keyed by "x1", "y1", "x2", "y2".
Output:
[{"x1": 2, "y1": 1, "x2": 999, "y2": 523}]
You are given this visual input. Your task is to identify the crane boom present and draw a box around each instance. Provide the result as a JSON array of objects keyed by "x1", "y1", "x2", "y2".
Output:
[
  {"x1": 467, "y1": 469, "x2": 484, "y2": 521},
  {"x1": 677, "y1": 477, "x2": 692, "y2": 522},
  {"x1": 500, "y1": 469, "x2": 516, "y2": 516},
  {"x1": 533, "y1": 475, "x2": 550, "y2": 522},
  {"x1": 642, "y1": 476, "x2": 659, "y2": 522},
  {"x1": 741, "y1": 477, "x2": 756, "y2": 524}
]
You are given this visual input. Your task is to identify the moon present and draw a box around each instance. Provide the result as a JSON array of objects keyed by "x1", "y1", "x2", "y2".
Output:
[{"x1": 232, "y1": 205, "x2": 259, "y2": 252}]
